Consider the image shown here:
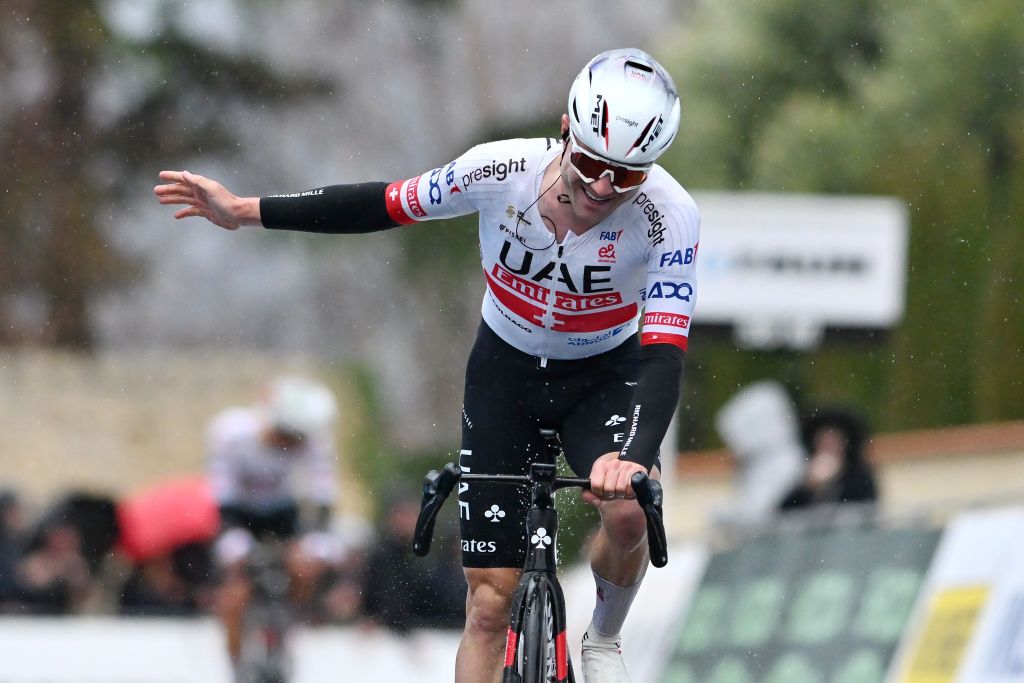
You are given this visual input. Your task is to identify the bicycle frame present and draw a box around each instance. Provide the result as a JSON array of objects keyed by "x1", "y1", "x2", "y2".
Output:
[
  {"x1": 500, "y1": 459, "x2": 577, "y2": 681},
  {"x1": 237, "y1": 537, "x2": 292, "y2": 683}
]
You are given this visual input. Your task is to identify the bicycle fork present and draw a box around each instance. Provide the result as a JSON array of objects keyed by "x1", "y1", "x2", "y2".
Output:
[{"x1": 501, "y1": 469, "x2": 574, "y2": 682}]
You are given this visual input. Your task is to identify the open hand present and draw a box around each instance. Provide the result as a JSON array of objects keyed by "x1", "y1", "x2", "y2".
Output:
[{"x1": 154, "y1": 170, "x2": 255, "y2": 230}]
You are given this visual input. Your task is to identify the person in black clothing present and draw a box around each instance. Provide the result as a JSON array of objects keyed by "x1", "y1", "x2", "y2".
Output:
[
  {"x1": 781, "y1": 407, "x2": 878, "y2": 509},
  {"x1": 119, "y1": 542, "x2": 214, "y2": 617},
  {"x1": 0, "y1": 491, "x2": 26, "y2": 607}
]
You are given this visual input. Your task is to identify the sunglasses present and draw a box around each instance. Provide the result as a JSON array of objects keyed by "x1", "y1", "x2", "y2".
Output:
[{"x1": 567, "y1": 133, "x2": 650, "y2": 193}]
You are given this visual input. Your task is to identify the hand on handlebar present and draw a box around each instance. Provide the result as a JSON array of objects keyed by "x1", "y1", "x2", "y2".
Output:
[{"x1": 582, "y1": 451, "x2": 648, "y2": 506}]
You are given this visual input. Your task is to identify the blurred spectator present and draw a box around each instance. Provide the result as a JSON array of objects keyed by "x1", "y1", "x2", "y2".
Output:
[
  {"x1": 0, "y1": 491, "x2": 27, "y2": 605},
  {"x1": 52, "y1": 493, "x2": 119, "y2": 575},
  {"x1": 712, "y1": 380, "x2": 807, "y2": 528},
  {"x1": 361, "y1": 494, "x2": 466, "y2": 634},
  {"x1": 9, "y1": 492, "x2": 117, "y2": 614},
  {"x1": 318, "y1": 516, "x2": 372, "y2": 625},
  {"x1": 16, "y1": 517, "x2": 93, "y2": 614},
  {"x1": 279, "y1": 529, "x2": 363, "y2": 625},
  {"x1": 119, "y1": 542, "x2": 214, "y2": 617},
  {"x1": 119, "y1": 554, "x2": 192, "y2": 616},
  {"x1": 780, "y1": 407, "x2": 878, "y2": 510}
]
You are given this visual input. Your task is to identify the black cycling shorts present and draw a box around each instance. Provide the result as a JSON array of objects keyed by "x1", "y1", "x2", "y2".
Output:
[{"x1": 458, "y1": 322, "x2": 657, "y2": 569}]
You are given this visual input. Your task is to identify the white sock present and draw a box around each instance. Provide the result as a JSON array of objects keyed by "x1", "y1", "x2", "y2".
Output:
[{"x1": 590, "y1": 572, "x2": 643, "y2": 637}]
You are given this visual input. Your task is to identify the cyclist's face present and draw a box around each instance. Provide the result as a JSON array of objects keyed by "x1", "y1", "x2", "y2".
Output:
[
  {"x1": 558, "y1": 115, "x2": 643, "y2": 227},
  {"x1": 266, "y1": 427, "x2": 305, "y2": 451}
]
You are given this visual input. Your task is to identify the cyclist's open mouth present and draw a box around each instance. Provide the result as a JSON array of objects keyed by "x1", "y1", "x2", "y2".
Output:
[{"x1": 582, "y1": 187, "x2": 613, "y2": 205}]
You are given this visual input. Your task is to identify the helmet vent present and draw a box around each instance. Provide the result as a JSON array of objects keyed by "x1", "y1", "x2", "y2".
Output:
[
  {"x1": 630, "y1": 116, "x2": 657, "y2": 153},
  {"x1": 624, "y1": 60, "x2": 653, "y2": 73},
  {"x1": 622, "y1": 116, "x2": 655, "y2": 157},
  {"x1": 600, "y1": 99, "x2": 610, "y2": 149},
  {"x1": 572, "y1": 97, "x2": 580, "y2": 123}
]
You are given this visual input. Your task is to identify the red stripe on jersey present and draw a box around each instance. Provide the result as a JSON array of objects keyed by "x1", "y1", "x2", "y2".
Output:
[
  {"x1": 384, "y1": 181, "x2": 415, "y2": 225},
  {"x1": 552, "y1": 303, "x2": 637, "y2": 333},
  {"x1": 555, "y1": 630, "x2": 568, "y2": 681},
  {"x1": 484, "y1": 269, "x2": 545, "y2": 326},
  {"x1": 503, "y1": 629, "x2": 517, "y2": 668},
  {"x1": 641, "y1": 331, "x2": 689, "y2": 351}
]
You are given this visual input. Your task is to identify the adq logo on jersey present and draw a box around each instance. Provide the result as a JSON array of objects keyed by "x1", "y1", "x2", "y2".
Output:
[
  {"x1": 428, "y1": 166, "x2": 443, "y2": 205},
  {"x1": 598, "y1": 243, "x2": 616, "y2": 263},
  {"x1": 647, "y1": 281, "x2": 693, "y2": 301}
]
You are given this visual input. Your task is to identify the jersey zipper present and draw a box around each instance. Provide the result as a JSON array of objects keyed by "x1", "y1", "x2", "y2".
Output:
[{"x1": 538, "y1": 244, "x2": 565, "y2": 368}]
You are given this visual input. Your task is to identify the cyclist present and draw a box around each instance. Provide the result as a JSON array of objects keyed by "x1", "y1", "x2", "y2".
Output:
[
  {"x1": 156, "y1": 48, "x2": 697, "y2": 682},
  {"x1": 206, "y1": 374, "x2": 340, "y2": 661},
  {"x1": 208, "y1": 374, "x2": 338, "y2": 537}
]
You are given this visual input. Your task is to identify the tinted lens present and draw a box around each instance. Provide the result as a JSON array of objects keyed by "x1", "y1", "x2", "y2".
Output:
[{"x1": 569, "y1": 150, "x2": 647, "y2": 192}]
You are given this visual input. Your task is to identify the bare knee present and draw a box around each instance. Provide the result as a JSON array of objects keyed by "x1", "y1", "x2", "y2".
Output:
[
  {"x1": 464, "y1": 568, "x2": 520, "y2": 636},
  {"x1": 599, "y1": 501, "x2": 648, "y2": 551}
]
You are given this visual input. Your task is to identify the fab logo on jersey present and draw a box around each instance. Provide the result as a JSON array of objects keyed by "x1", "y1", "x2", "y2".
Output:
[{"x1": 659, "y1": 247, "x2": 695, "y2": 268}]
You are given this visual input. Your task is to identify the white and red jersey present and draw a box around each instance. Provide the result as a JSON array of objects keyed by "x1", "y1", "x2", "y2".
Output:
[
  {"x1": 206, "y1": 407, "x2": 337, "y2": 513},
  {"x1": 383, "y1": 138, "x2": 700, "y2": 360}
]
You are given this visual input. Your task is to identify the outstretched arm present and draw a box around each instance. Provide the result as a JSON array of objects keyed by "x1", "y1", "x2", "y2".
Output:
[
  {"x1": 154, "y1": 170, "x2": 261, "y2": 230},
  {"x1": 154, "y1": 171, "x2": 399, "y2": 234}
]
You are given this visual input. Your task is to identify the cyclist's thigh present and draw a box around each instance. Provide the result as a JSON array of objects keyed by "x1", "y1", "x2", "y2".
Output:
[
  {"x1": 459, "y1": 324, "x2": 542, "y2": 570},
  {"x1": 559, "y1": 369, "x2": 662, "y2": 477}
]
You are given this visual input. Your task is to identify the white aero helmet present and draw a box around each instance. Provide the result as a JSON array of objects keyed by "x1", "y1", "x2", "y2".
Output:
[
  {"x1": 262, "y1": 375, "x2": 338, "y2": 438},
  {"x1": 567, "y1": 48, "x2": 681, "y2": 166}
]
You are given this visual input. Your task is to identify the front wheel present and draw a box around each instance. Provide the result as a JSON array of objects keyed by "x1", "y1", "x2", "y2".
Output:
[{"x1": 503, "y1": 575, "x2": 572, "y2": 683}]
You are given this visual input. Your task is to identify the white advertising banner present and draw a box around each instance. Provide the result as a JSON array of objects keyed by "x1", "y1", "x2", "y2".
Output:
[
  {"x1": 0, "y1": 617, "x2": 233, "y2": 682},
  {"x1": 957, "y1": 510, "x2": 1024, "y2": 683},
  {"x1": 887, "y1": 507, "x2": 1024, "y2": 683},
  {"x1": 691, "y1": 191, "x2": 909, "y2": 346}
]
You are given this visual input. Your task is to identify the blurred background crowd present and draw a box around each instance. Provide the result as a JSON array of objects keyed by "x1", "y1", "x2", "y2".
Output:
[{"x1": 0, "y1": 375, "x2": 466, "y2": 639}]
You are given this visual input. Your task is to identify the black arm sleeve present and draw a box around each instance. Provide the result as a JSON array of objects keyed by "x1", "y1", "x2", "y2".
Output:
[
  {"x1": 617, "y1": 342, "x2": 685, "y2": 470},
  {"x1": 260, "y1": 182, "x2": 399, "y2": 234}
]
